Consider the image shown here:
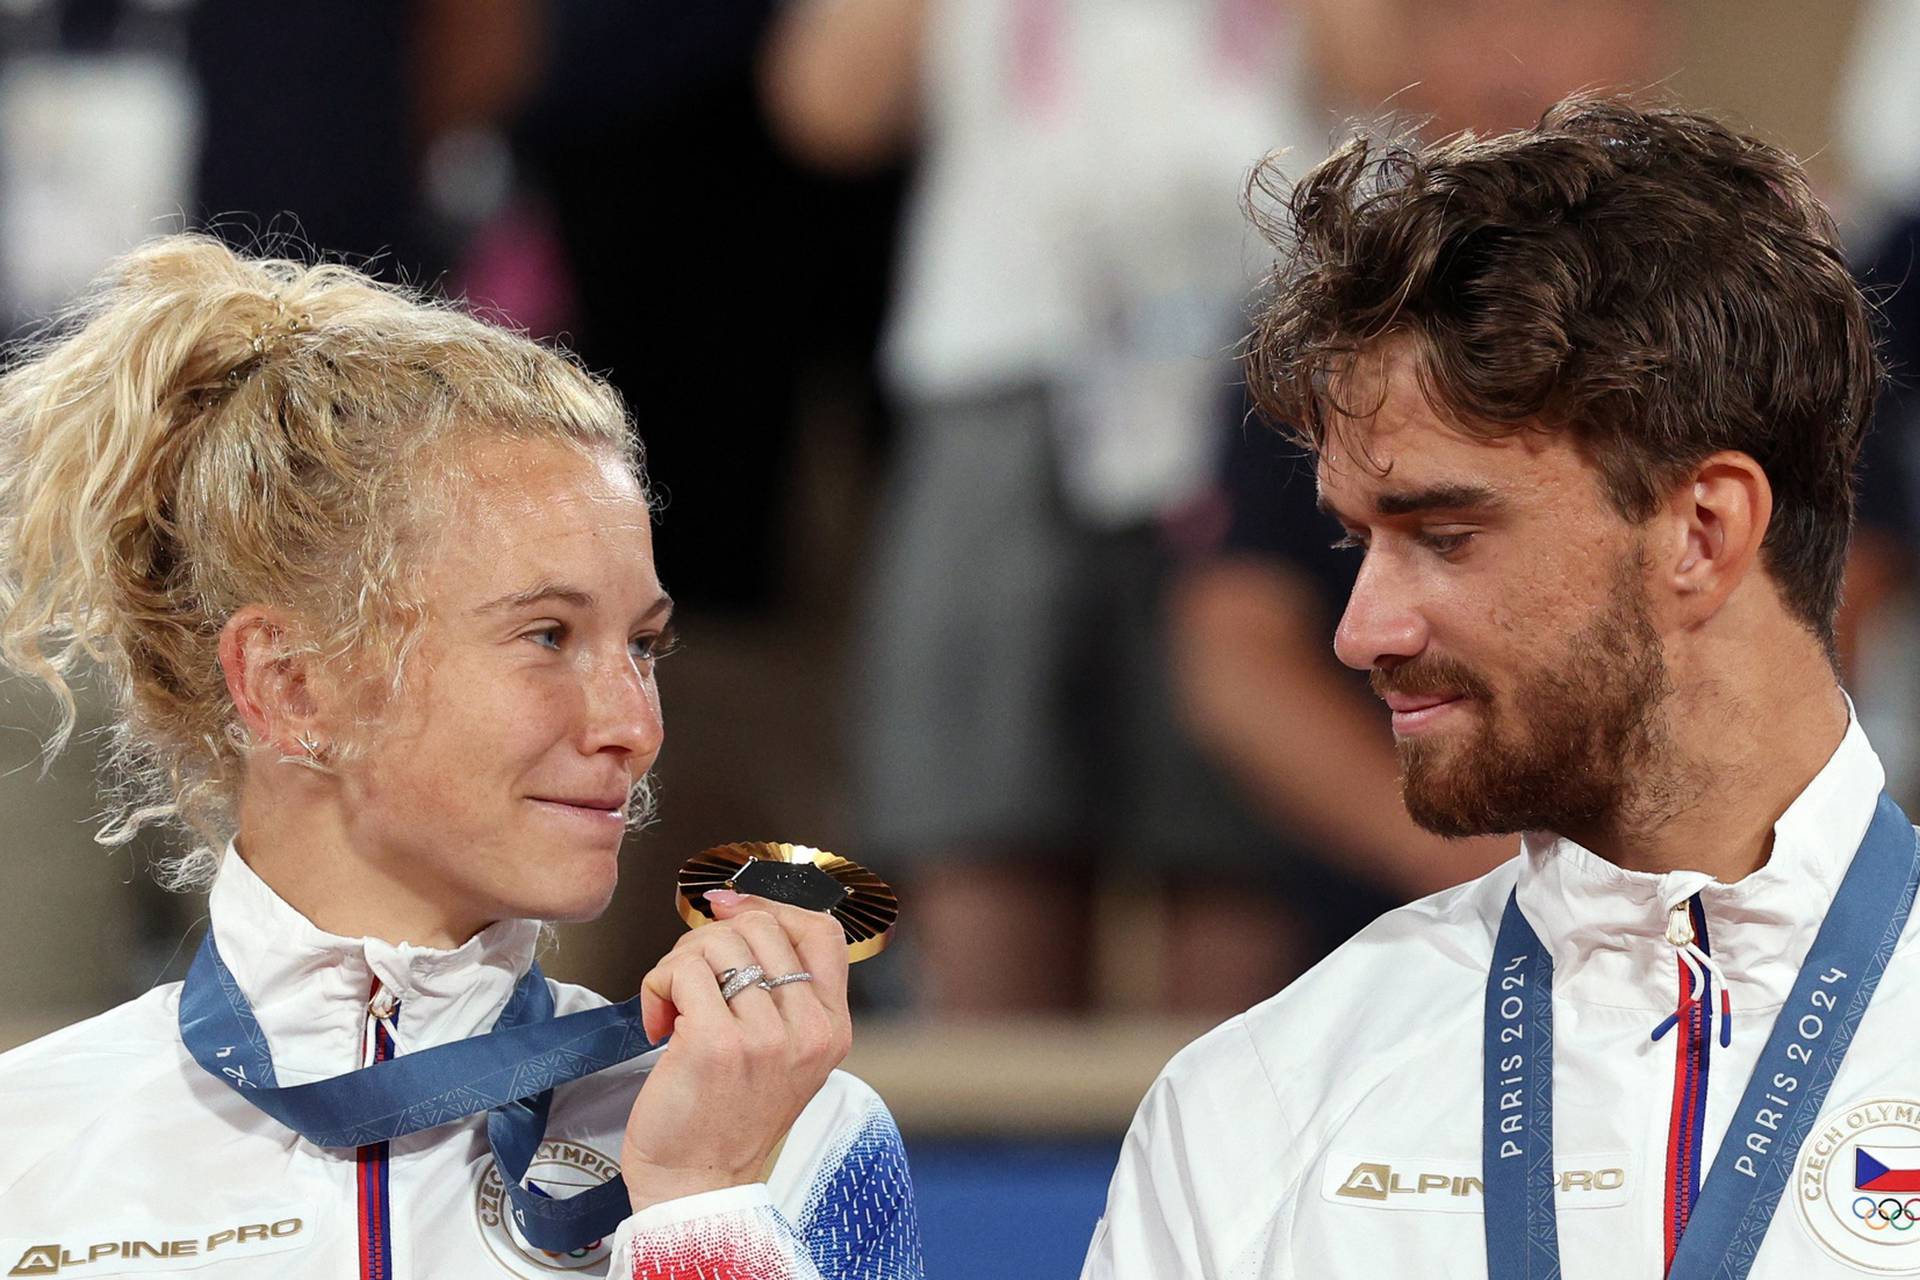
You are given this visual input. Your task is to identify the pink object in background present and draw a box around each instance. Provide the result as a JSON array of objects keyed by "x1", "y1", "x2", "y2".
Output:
[{"x1": 451, "y1": 199, "x2": 579, "y2": 340}]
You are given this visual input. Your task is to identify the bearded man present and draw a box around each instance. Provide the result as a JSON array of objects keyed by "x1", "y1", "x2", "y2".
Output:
[{"x1": 1081, "y1": 97, "x2": 1920, "y2": 1279}]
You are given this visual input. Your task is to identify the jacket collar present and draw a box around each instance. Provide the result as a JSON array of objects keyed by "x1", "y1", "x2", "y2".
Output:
[
  {"x1": 1513, "y1": 710, "x2": 1885, "y2": 1014},
  {"x1": 207, "y1": 846, "x2": 542, "y2": 1083}
]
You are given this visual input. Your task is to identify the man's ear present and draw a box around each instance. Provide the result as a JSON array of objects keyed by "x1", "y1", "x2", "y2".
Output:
[
  {"x1": 1654, "y1": 451, "x2": 1773, "y2": 628},
  {"x1": 217, "y1": 607, "x2": 324, "y2": 754}
]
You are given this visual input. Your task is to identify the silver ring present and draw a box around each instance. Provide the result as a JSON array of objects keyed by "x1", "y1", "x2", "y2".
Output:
[
  {"x1": 718, "y1": 964, "x2": 767, "y2": 1002},
  {"x1": 759, "y1": 971, "x2": 814, "y2": 991}
]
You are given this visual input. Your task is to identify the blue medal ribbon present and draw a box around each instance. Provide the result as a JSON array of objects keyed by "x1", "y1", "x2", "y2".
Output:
[
  {"x1": 1482, "y1": 791, "x2": 1920, "y2": 1280},
  {"x1": 178, "y1": 930, "x2": 660, "y2": 1252},
  {"x1": 1483, "y1": 885, "x2": 1562, "y2": 1278}
]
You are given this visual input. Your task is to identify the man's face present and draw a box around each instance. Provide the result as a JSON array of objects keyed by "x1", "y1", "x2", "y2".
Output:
[
  {"x1": 1316, "y1": 352, "x2": 1674, "y2": 838},
  {"x1": 337, "y1": 435, "x2": 669, "y2": 935}
]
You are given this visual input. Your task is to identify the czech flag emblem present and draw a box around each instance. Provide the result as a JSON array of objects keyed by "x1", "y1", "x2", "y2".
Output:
[{"x1": 1856, "y1": 1147, "x2": 1920, "y2": 1193}]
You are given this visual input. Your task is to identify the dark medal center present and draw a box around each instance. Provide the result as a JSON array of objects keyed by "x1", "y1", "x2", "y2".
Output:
[{"x1": 731, "y1": 859, "x2": 851, "y2": 913}]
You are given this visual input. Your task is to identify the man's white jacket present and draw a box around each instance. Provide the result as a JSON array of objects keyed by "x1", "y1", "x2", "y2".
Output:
[
  {"x1": 1083, "y1": 717, "x2": 1920, "y2": 1278},
  {"x1": 0, "y1": 850, "x2": 922, "y2": 1279}
]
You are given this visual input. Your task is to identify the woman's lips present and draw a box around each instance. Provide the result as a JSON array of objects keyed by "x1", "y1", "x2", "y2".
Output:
[
  {"x1": 528, "y1": 797, "x2": 628, "y2": 826},
  {"x1": 1382, "y1": 692, "x2": 1468, "y2": 736}
]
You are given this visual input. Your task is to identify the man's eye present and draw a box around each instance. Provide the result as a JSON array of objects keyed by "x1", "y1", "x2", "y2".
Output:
[
  {"x1": 1419, "y1": 530, "x2": 1475, "y2": 555},
  {"x1": 526, "y1": 625, "x2": 566, "y2": 650},
  {"x1": 1330, "y1": 534, "x2": 1365, "y2": 552}
]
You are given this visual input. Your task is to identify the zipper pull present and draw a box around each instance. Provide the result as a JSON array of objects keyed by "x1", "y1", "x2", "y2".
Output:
[
  {"x1": 364, "y1": 984, "x2": 402, "y2": 1065},
  {"x1": 1665, "y1": 902, "x2": 1695, "y2": 947},
  {"x1": 1652, "y1": 902, "x2": 1698, "y2": 1042},
  {"x1": 1650, "y1": 899, "x2": 1733, "y2": 1047}
]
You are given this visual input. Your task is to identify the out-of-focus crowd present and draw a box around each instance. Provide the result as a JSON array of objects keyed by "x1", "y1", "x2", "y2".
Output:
[{"x1": 3, "y1": 0, "x2": 1915, "y2": 1040}]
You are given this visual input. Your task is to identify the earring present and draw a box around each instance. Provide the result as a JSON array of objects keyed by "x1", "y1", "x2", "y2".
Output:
[{"x1": 295, "y1": 731, "x2": 326, "y2": 763}]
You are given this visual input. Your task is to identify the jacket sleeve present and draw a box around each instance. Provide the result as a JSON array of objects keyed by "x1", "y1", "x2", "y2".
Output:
[
  {"x1": 608, "y1": 1097, "x2": 924, "y2": 1280},
  {"x1": 1079, "y1": 1018, "x2": 1299, "y2": 1280},
  {"x1": 606, "y1": 1184, "x2": 826, "y2": 1280}
]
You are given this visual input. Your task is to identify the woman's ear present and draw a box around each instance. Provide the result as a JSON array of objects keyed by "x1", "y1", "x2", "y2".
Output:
[
  {"x1": 218, "y1": 607, "x2": 324, "y2": 756},
  {"x1": 1655, "y1": 450, "x2": 1773, "y2": 628}
]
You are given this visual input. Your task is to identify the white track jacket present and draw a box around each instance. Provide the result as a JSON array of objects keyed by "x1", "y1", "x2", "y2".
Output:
[
  {"x1": 1083, "y1": 716, "x2": 1920, "y2": 1278},
  {"x1": 0, "y1": 850, "x2": 923, "y2": 1279}
]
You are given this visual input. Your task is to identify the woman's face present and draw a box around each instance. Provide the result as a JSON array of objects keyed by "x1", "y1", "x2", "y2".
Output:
[{"x1": 337, "y1": 434, "x2": 668, "y2": 935}]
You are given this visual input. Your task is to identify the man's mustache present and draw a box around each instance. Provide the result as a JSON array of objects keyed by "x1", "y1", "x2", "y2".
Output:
[{"x1": 1370, "y1": 657, "x2": 1495, "y2": 703}]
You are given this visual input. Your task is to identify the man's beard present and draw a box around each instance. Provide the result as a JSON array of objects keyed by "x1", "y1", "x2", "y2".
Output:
[{"x1": 1376, "y1": 554, "x2": 1675, "y2": 839}]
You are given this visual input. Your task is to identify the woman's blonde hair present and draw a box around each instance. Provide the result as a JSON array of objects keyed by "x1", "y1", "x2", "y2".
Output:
[{"x1": 0, "y1": 234, "x2": 637, "y2": 886}]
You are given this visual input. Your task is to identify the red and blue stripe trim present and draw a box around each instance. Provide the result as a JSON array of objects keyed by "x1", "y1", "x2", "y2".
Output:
[
  {"x1": 357, "y1": 990, "x2": 397, "y2": 1280},
  {"x1": 1663, "y1": 897, "x2": 1713, "y2": 1273}
]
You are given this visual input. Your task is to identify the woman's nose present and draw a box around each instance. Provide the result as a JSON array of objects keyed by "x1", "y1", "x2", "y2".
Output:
[{"x1": 581, "y1": 653, "x2": 664, "y2": 762}]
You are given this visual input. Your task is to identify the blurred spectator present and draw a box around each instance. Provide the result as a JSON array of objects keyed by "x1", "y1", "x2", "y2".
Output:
[
  {"x1": 1833, "y1": 0, "x2": 1920, "y2": 802},
  {"x1": 767, "y1": 0, "x2": 1327, "y2": 1017},
  {"x1": 1836, "y1": 0, "x2": 1920, "y2": 252},
  {"x1": 1839, "y1": 222, "x2": 1920, "y2": 804},
  {"x1": 0, "y1": 1, "x2": 199, "y2": 323},
  {"x1": 1297, "y1": 0, "x2": 1667, "y2": 136},
  {"x1": 1838, "y1": 215, "x2": 1919, "y2": 682},
  {"x1": 517, "y1": 0, "x2": 905, "y2": 614},
  {"x1": 189, "y1": 0, "x2": 434, "y2": 277},
  {"x1": 0, "y1": 0, "x2": 208, "y2": 1025}
]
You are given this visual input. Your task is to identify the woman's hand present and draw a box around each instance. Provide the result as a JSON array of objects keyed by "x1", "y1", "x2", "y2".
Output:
[{"x1": 620, "y1": 891, "x2": 854, "y2": 1213}]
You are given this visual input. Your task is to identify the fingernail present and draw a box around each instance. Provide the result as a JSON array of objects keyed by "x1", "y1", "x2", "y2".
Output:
[{"x1": 704, "y1": 889, "x2": 742, "y2": 908}]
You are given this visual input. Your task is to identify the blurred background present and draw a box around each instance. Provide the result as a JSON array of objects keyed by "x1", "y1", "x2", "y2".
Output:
[{"x1": 3, "y1": 1, "x2": 1917, "y2": 1275}]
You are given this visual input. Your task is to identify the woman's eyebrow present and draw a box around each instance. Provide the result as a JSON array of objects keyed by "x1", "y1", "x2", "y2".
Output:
[
  {"x1": 471, "y1": 580, "x2": 674, "y2": 620},
  {"x1": 471, "y1": 580, "x2": 596, "y2": 615}
]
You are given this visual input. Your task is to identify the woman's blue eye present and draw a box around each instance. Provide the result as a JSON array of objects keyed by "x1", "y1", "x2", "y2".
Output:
[
  {"x1": 631, "y1": 631, "x2": 679, "y2": 663},
  {"x1": 524, "y1": 624, "x2": 677, "y2": 660}
]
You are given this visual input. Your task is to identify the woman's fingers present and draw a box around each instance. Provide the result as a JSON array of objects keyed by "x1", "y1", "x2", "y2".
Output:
[
  {"x1": 707, "y1": 896, "x2": 852, "y2": 1068},
  {"x1": 708, "y1": 892, "x2": 853, "y2": 1019},
  {"x1": 639, "y1": 928, "x2": 771, "y2": 1042},
  {"x1": 719, "y1": 907, "x2": 805, "y2": 993},
  {"x1": 640, "y1": 895, "x2": 853, "y2": 1044},
  {"x1": 721, "y1": 905, "x2": 846, "y2": 1065}
]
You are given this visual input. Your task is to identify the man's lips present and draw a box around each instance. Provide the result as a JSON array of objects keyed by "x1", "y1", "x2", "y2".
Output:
[
  {"x1": 1380, "y1": 692, "x2": 1460, "y2": 714},
  {"x1": 1380, "y1": 691, "x2": 1469, "y2": 735}
]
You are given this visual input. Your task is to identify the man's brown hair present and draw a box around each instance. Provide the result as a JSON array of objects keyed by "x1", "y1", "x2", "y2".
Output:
[{"x1": 1245, "y1": 96, "x2": 1882, "y2": 648}]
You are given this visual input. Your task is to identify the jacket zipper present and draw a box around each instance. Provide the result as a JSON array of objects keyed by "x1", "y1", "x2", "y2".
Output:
[
  {"x1": 1662, "y1": 897, "x2": 1713, "y2": 1273},
  {"x1": 357, "y1": 982, "x2": 399, "y2": 1280}
]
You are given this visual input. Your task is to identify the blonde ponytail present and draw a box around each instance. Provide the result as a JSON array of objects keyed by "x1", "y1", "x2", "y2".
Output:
[{"x1": 0, "y1": 234, "x2": 635, "y2": 885}]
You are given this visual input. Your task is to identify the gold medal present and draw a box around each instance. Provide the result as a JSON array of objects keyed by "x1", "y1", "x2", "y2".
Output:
[{"x1": 676, "y1": 842, "x2": 898, "y2": 962}]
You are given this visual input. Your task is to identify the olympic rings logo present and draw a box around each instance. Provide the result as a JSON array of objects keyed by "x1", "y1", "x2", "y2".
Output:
[{"x1": 1852, "y1": 1196, "x2": 1920, "y2": 1231}]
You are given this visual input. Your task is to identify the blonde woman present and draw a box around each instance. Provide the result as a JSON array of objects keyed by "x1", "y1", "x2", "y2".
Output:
[{"x1": 0, "y1": 236, "x2": 922, "y2": 1279}]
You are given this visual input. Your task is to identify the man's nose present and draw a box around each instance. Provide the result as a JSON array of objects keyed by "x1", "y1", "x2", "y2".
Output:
[{"x1": 1333, "y1": 552, "x2": 1429, "y2": 672}]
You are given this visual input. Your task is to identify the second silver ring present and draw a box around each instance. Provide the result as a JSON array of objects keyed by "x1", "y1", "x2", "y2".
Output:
[{"x1": 759, "y1": 971, "x2": 815, "y2": 991}]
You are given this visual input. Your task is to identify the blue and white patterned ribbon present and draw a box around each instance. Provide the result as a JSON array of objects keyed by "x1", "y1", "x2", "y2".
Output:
[{"x1": 179, "y1": 931, "x2": 658, "y2": 1251}]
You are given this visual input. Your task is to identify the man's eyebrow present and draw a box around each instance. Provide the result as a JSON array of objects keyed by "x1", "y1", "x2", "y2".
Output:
[
  {"x1": 1317, "y1": 482, "x2": 1506, "y2": 520},
  {"x1": 471, "y1": 580, "x2": 675, "y2": 620},
  {"x1": 1374, "y1": 483, "x2": 1505, "y2": 517}
]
